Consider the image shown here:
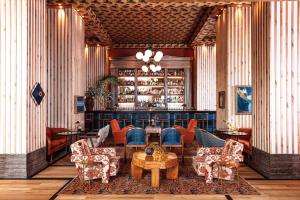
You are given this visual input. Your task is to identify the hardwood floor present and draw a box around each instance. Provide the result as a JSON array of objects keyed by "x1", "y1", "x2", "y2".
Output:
[{"x1": 1, "y1": 164, "x2": 300, "y2": 200}]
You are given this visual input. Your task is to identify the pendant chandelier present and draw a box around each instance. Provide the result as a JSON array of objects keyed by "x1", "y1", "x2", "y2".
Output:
[{"x1": 136, "y1": 48, "x2": 163, "y2": 72}]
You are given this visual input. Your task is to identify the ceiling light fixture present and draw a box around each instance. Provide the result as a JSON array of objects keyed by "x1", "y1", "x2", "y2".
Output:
[{"x1": 136, "y1": 48, "x2": 163, "y2": 73}]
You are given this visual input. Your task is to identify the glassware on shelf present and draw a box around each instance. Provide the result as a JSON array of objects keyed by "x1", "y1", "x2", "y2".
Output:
[
  {"x1": 137, "y1": 69, "x2": 165, "y2": 77},
  {"x1": 167, "y1": 79, "x2": 184, "y2": 86},
  {"x1": 167, "y1": 96, "x2": 184, "y2": 103},
  {"x1": 167, "y1": 69, "x2": 184, "y2": 76},
  {"x1": 167, "y1": 88, "x2": 184, "y2": 95},
  {"x1": 137, "y1": 78, "x2": 164, "y2": 86},
  {"x1": 118, "y1": 69, "x2": 135, "y2": 77}
]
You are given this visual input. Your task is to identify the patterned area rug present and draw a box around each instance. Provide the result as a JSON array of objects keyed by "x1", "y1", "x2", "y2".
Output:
[{"x1": 59, "y1": 163, "x2": 259, "y2": 195}]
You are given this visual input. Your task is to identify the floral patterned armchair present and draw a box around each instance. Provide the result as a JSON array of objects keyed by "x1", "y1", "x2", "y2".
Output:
[
  {"x1": 192, "y1": 139, "x2": 243, "y2": 183},
  {"x1": 70, "y1": 139, "x2": 120, "y2": 183}
]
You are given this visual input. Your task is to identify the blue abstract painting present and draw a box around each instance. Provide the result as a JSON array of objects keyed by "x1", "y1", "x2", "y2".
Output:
[{"x1": 236, "y1": 86, "x2": 252, "y2": 114}]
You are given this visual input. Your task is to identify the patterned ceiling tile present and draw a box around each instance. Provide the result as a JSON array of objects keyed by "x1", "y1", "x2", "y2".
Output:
[{"x1": 47, "y1": 0, "x2": 239, "y2": 46}]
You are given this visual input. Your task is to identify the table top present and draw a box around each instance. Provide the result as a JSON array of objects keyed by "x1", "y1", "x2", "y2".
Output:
[
  {"x1": 145, "y1": 126, "x2": 162, "y2": 133},
  {"x1": 132, "y1": 151, "x2": 178, "y2": 170},
  {"x1": 58, "y1": 131, "x2": 80, "y2": 136}
]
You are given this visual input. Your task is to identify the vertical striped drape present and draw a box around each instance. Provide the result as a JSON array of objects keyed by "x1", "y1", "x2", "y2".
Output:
[
  {"x1": 196, "y1": 45, "x2": 216, "y2": 111},
  {"x1": 0, "y1": 0, "x2": 28, "y2": 154},
  {"x1": 252, "y1": 1, "x2": 300, "y2": 154},
  {"x1": 0, "y1": 0, "x2": 47, "y2": 154},
  {"x1": 216, "y1": 6, "x2": 252, "y2": 129},
  {"x1": 85, "y1": 45, "x2": 107, "y2": 110},
  {"x1": 47, "y1": 7, "x2": 85, "y2": 129},
  {"x1": 27, "y1": 0, "x2": 47, "y2": 153}
]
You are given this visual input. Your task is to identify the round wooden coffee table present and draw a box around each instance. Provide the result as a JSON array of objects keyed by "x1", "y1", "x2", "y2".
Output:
[{"x1": 131, "y1": 151, "x2": 178, "y2": 188}]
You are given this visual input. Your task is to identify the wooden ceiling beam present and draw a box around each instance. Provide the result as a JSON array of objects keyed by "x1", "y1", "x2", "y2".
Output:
[{"x1": 188, "y1": 7, "x2": 214, "y2": 44}]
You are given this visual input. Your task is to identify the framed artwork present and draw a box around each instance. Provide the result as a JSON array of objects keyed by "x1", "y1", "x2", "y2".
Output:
[
  {"x1": 218, "y1": 91, "x2": 225, "y2": 109},
  {"x1": 235, "y1": 85, "x2": 252, "y2": 115},
  {"x1": 31, "y1": 82, "x2": 45, "y2": 105},
  {"x1": 74, "y1": 96, "x2": 85, "y2": 113}
]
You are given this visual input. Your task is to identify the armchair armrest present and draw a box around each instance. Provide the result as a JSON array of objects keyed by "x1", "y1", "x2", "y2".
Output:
[
  {"x1": 196, "y1": 147, "x2": 223, "y2": 156},
  {"x1": 92, "y1": 147, "x2": 117, "y2": 157},
  {"x1": 70, "y1": 154, "x2": 109, "y2": 165}
]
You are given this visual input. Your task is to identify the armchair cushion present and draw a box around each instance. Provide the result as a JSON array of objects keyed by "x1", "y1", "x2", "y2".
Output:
[
  {"x1": 87, "y1": 125, "x2": 110, "y2": 148},
  {"x1": 46, "y1": 127, "x2": 69, "y2": 156},
  {"x1": 126, "y1": 128, "x2": 146, "y2": 146},
  {"x1": 195, "y1": 129, "x2": 225, "y2": 147},
  {"x1": 161, "y1": 128, "x2": 181, "y2": 145}
]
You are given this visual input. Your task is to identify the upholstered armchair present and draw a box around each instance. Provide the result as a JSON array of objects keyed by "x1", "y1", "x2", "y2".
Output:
[
  {"x1": 237, "y1": 128, "x2": 252, "y2": 155},
  {"x1": 192, "y1": 139, "x2": 243, "y2": 183},
  {"x1": 160, "y1": 128, "x2": 184, "y2": 161},
  {"x1": 174, "y1": 119, "x2": 197, "y2": 144},
  {"x1": 46, "y1": 127, "x2": 70, "y2": 162},
  {"x1": 124, "y1": 128, "x2": 148, "y2": 160},
  {"x1": 70, "y1": 139, "x2": 120, "y2": 184},
  {"x1": 111, "y1": 119, "x2": 134, "y2": 145}
]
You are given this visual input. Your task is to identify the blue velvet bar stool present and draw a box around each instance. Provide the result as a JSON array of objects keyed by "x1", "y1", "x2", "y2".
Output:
[
  {"x1": 118, "y1": 113, "x2": 132, "y2": 128},
  {"x1": 207, "y1": 113, "x2": 216, "y2": 132},
  {"x1": 101, "y1": 113, "x2": 114, "y2": 128},
  {"x1": 124, "y1": 128, "x2": 148, "y2": 161},
  {"x1": 194, "y1": 113, "x2": 209, "y2": 131},
  {"x1": 156, "y1": 113, "x2": 170, "y2": 129},
  {"x1": 174, "y1": 113, "x2": 189, "y2": 127},
  {"x1": 160, "y1": 128, "x2": 184, "y2": 161},
  {"x1": 135, "y1": 113, "x2": 150, "y2": 128}
]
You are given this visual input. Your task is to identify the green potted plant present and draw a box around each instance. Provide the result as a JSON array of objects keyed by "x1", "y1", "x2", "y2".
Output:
[
  {"x1": 85, "y1": 75, "x2": 120, "y2": 111},
  {"x1": 85, "y1": 86, "x2": 97, "y2": 111}
]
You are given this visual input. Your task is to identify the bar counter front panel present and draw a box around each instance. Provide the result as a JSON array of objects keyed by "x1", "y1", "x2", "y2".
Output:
[{"x1": 85, "y1": 110, "x2": 216, "y2": 132}]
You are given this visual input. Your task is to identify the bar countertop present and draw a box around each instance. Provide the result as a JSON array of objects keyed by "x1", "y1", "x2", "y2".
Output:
[{"x1": 85, "y1": 109, "x2": 216, "y2": 113}]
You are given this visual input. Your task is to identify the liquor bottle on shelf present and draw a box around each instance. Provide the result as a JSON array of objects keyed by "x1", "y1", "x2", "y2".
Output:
[
  {"x1": 118, "y1": 96, "x2": 135, "y2": 103},
  {"x1": 168, "y1": 88, "x2": 184, "y2": 95},
  {"x1": 138, "y1": 78, "x2": 164, "y2": 86},
  {"x1": 137, "y1": 69, "x2": 165, "y2": 77},
  {"x1": 118, "y1": 69, "x2": 135, "y2": 77},
  {"x1": 119, "y1": 87, "x2": 135, "y2": 95},
  {"x1": 167, "y1": 69, "x2": 184, "y2": 76},
  {"x1": 167, "y1": 96, "x2": 184, "y2": 103},
  {"x1": 120, "y1": 80, "x2": 135, "y2": 86},
  {"x1": 167, "y1": 79, "x2": 184, "y2": 86}
]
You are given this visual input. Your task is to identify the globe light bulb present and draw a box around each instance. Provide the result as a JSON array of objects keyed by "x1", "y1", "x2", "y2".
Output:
[
  {"x1": 156, "y1": 65, "x2": 161, "y2": 71},
  {"x1": 136, "y1": 52, "x2": 143, "y2": 60},
  {"x1": 154, "y1": 55, "x2": 161, "y2": 62},
  {"x1": 142, "y1": 65, "x2": 148, "y2": 72},
  {"x1": 145, "y1": 49, "x2": 153, "y2": 57},
  {"x1": 155, "y1": 51, "x2": 163, "y2": 60},
  {"x1": 142, "y1": 55, "x2": 150, "y2": 62}
]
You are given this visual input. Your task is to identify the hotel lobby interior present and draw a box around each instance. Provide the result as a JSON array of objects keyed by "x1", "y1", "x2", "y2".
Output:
[{"x1": 0, "y1": 0, "x2": 300, "y2": 199}]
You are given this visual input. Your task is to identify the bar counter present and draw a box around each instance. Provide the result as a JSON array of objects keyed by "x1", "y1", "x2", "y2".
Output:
[{"x1": 85, "y1": 109, "x2": 216, "y2": 132}]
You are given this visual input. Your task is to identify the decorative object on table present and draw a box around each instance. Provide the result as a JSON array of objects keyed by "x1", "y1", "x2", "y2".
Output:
[
  {"x1": 85, "y1": 75, "x2": 120, "y2": 110},
  {"x1": 218, "y1": 91, "x2": 225, "y2": 109},
  {"x1": 192, "y1": 139, "x2": 244, "y2": 184},
  {"x1": 144, "y1": 146, "x2": 154, "y2": 161},
  {"x1": 74, "y1": 96, "x2": 85, "y2": 113},
  {"x1": 75, "y1": 121, "x2": 82, "y2": 131},
  {"x1": 136, "y1": 47, "x2": 163, "y2": 73},
  {"x1": 223, "y1": 120, "x2": 239, "y2": 132},
  {"x1": 235, "y1": 86, "x2": 252, "y2": 114},
  {"x1": 31, "y1": 82, "x2": 45, "y2": 105},
  {"x1": 148, "y1": 142, "x2": 167, "y2": 161}
]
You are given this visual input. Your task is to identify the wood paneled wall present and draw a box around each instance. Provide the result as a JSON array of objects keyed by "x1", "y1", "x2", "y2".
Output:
[
  {"x1": 47, "y1": 7, "x2": 85, "y2": 129},
  {"x1": 0, "y1": 0, "x2": 46, "y2": 154},
  {"x1": 196, "y1": 45, "x2": 216, "y2": 111},
  {"x1": 85, "y1": 46, "x2": 107, "y2": 110},
  {"x1": 216, "y1": 6, "x2": 252, "y2": 129},
  {"x1": 252, "y1": 1, "x2": 300, "y2": 154}
]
